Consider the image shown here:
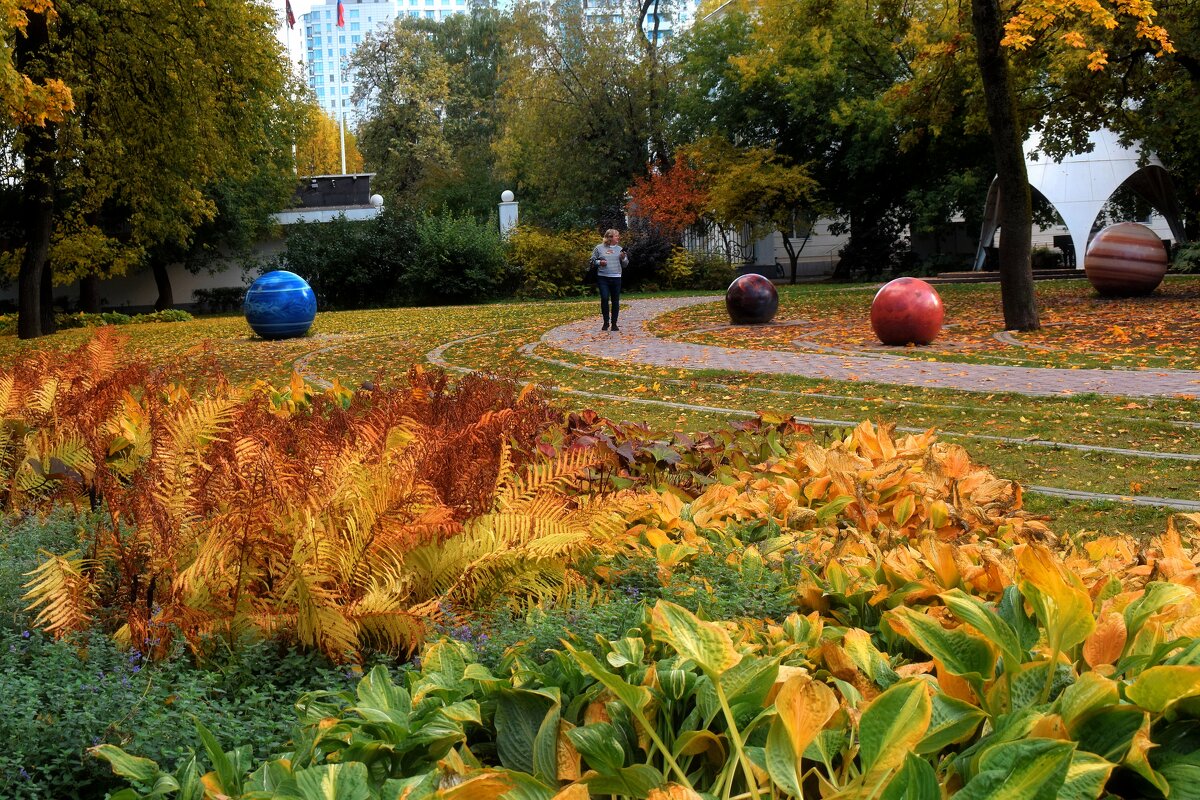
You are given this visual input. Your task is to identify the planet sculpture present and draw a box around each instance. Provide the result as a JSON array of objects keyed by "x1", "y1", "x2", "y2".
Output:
[
  {"x1": 1084, "y1": 222, "x2": 1169, "y2": 296},
  {"x1": 725, "y1": 274, "x2": 779, "y2": 325},
  {"x1": 244, "y1": 270, "x2": 317, "y2": 340},
  {"x1": 870, "y1": 277, "x2": 944, "y2": 345}
]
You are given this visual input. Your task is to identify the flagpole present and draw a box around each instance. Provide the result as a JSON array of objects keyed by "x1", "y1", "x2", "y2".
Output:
[{"x1": 336, "y1": 0, "x2": 347, "y2": 175}]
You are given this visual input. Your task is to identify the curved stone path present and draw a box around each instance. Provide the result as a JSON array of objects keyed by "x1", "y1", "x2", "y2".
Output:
[{"x1": 541, "y1": 296, "x2": 1200, "y2": 399}]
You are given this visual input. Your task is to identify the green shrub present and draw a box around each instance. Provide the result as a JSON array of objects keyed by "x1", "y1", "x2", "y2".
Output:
[
  {"x1": 277, "y1": 210, "x2": 409, "y2": 309},
  {"x1": 661, "y1": 247, "x2": 696, "y2": 288},
  {"x1": 1031, "y1": 245, "x2": 1061, "y2": 269},
  {"x1": 1173, "y1": 242, "x2": 1200, "y2": 273},
  {"x1": 131, "y1": 309, "x2": 193, "y2": 324},
  {"x1": 100, "y1": 311, "x2": 133, "y2": 325},
  {"x1": 507, "y1": 225, "x2": 596, "y2": 298},
  {"x1": 192, "y1": 286, "x2": 246, "y2": 313},
  {"x1": 691, "y1": 253, "x2": 737, "y2": 289},
  {"x1": 401, "y1": 210, "x2": 511, "y2": 304}
]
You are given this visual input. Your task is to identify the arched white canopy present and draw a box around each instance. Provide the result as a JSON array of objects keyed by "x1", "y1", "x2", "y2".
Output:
[{"x1": 974, "y1": 128, "x2": 1188, "y2": 270}]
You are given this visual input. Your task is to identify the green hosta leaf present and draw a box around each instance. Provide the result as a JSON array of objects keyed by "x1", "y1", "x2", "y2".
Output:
[
  {"x1": 495, "y1": 689, "x2": 557, "y2": 779},
  {"x1": 91, "y1": 745, "x2": 163, "y2": 785},
  {"x1": 1058, "y1": 751, "x2": 1114, "y2": 800},
  {"x1": 650, "y1": 601, "x2": 741, "y2": 676},
  {"x1": 1126, "y1": 665, "x2": 1200, "y2": 712},
  {"x1": 582, "y1": 764, "x2": 665, "y2": 798},
  {"x1": 997, "y1": 585, "x2": 1039, "y2": 653},
  {"x1": 995, "y1": 661, "x2": 1074, "y2": 714},
  {"x1": 1158, "y1": 762, "x2": 1200, "y2": 799},
  {"x1": 916, "y1": 693, "x2": 987, "y2": 755},
  {"x1": 765, "y1": 720, "x2": 804, "y2": 797},
  {"x1": 1059, "y1": 672, "x2": 1119, "y2": 731},
  {"x1": 194, "y1": 719, "x2": 245, "y2": 797},
  {"x1": 888, "y1": 606, "x2": 995, "y2": 683},
  {"x1": 815, "y1": 495, "x2": 854, "y2": 524},
  {"x1": 955, "y1": 738, "x2": 1074, "y2": 800},
  {"x1": 1071, "y1": 705, "x2": 1144, "y2": 762},
  {"x1": 382, "y1": 772, "x2": 437, "y2": 800},
  {"x1": 355, "y1": 664, "x2": 412, "y2": 715},
  {"x1": 880, "y1": 753, "x2": 939, "y2": 800},
  {"x1": 843, "y1": 628, "x2": 900, "y2": 689},
  {"x1": 804, "y1": 728, "x2": 848, "y2": 775},
  {"x1": 940, "y1": 589, "x2": 1025, "y2": 672},
  {"x1": 245, "y1": 759, "x2": 299, "y2": 795},
  {"x1": 567, "y1": 722, "x2": 626, "y2": 775},
  {"x1": 1125, "y1": 582, "x2": 1194, "y2": 637},
  {"x1": 293, "y1": 763, "x2": 372, "y2": 800},
  {"x1": 567, "y1": 645, "x2": 653, "y2": 715},
  {"x1": 859, "y1": 681, "x2": 932, "y2": 778},
  {"x1": 607, "y1": 637, "x2": 646, "y2": 669},
  {"x1": 718, "y1": 651, "x2": 779, "y2": 707}
]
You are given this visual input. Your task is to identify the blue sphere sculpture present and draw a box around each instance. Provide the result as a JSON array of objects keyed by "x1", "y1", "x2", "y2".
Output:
[{"x1": 244, "y1": 271, "x2": 316, "y2": 340}]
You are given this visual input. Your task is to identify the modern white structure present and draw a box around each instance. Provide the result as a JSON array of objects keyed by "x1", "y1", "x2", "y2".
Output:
[
  {"x1": 583, "y1": 0, "x2": 703, "y2": 42},
  {"x1": 975, "y1": 128, "x2": 1188, "y2": 270}
]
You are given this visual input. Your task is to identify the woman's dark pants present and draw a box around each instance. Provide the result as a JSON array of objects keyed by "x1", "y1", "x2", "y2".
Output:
[{"x1": 598, "y1": 276, "x2": 621, "y2": 327}]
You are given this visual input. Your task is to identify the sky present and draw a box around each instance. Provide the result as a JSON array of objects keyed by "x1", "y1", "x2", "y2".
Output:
[{"x1": 270, "y1": 0, "x2": 319, "y2": 65}]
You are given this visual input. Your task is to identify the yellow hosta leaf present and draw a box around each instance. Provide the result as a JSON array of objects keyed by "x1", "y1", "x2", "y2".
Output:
[
  {"x1": 775, "y1": 674, "x2": 839, "y2": 760},
  {"x1": 650, "y1": 601, "x2": 741, "y2": 675},
  {"x1": 1018, "y1": 544, "x2": 1096, "y2": 652},
  {"x1": 1126, "y1": 665, "x2": 1200, "y2": 712},
  {"x1": 647, "y1": 785, "x2": 705, "y2": 800}
]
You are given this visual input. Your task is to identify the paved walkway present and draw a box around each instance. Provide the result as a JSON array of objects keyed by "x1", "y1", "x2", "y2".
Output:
[{"x1": 541, "y1": 297, "x2": 1200, "y2": 398}]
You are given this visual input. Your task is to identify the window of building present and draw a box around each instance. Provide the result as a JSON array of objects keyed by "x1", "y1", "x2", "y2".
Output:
[
  {"x1": 350, "y1": 21, "x2": 359, "y2": 30},
  {"x1": 327, "y1": 48, "x2": 333, "y2": 57},
  {"x1": 348, "y1": 8, "x2": 359, "y2": 17},
  {"x1": 317, "y1": 87, "x2": 325, "y2": 97},
  {"x1": 313, "y1": 35, "x2": 321, "y2": 45},
  {"x1": 342, "y1": 86, "x2": 349, "y2": 95},
  {"x1": 425, "y1": 0, "x2": 433, "y2": 5},
  {"x1": 339, "y1": 47, "x2": 346, "y2": 56},
  {"x1": 425, "y1": 9, "x2": 434, "y2": 17},
  {"x1": 409, "y1": 9, "x2": 419, "y2": 15},
  {"x1": 352, "y1": 34, "x2": 360, "y2": 42},
  {"x1": 325, "y1": 23, "x2": 331, "y2": 31},
  {"x1": 339, "y1": 35, "x2": 345, "y2": 43},
  {"x1": 324, "y1": 10, "x2": 330, "y2": 19}
]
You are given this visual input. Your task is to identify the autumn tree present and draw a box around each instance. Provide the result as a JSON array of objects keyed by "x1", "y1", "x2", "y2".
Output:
[
  {"x1": 672, "y1": 0, "x2": 978, "y2": 279},
  {"x1": 3, "y1": 0, "x2": 305, "y2": 332},
  {"x1": 626, "y1": 159, "x2": 708, "y2": 240},
  {"x1": 966, "y1": 0, "x2": 1172, "y2": 330},
  {"x1": 1, "y1": 0, "x2": 71, "y2": 125},
  {"x1": 295, "y1": 102, "x2": 365, "y2": 176},
  {"x1": 680, "y1": 136, "x2": 821, "y2": 278},
  {"x1": 495, "y1": 0, "x2": 664, "y2": 226},
  {"x1": 351, "y1": 19, "x2": 455, "y2": 202}
]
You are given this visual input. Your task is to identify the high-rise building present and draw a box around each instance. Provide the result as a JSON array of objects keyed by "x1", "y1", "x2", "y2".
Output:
[{"x1": 302, "y1": 0, "x2": 395, "y2": 123}]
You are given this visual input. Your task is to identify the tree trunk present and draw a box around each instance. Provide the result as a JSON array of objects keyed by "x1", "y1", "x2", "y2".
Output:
[
  {"x1": 15, "y1": 11, "x2": 56, "y2": 340},
  {"x1": 40, "y1": 260, "x2": 57, "y2": 334},
  {"x1": 79, "y1": 274, "x2": 101, "y2": 313},
  {"x1": 151, "y1": 261, "x2": 174, "y2": 310},
  {"x1": 972, "y1": 0, "x2": 1039, "y2": 331}
]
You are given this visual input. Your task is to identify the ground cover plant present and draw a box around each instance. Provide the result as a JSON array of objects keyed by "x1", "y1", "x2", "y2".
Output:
[{"x1": 85, "y1": 415, "x2": 1200, "y2": 799}]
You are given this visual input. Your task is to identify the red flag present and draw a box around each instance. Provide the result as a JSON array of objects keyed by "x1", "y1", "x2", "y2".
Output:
[
  {"x1": 336, "y1": 0, "x2": 345, "y2": 27},
  {"x1": 285, "y1": 0, "x2": 295, "y2": 29}
]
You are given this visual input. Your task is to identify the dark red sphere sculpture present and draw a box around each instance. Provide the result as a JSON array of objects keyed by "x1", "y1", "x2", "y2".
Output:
[
  {"x1": 725, "y1": 274, "x2": 779, "y2": 325},
  {"x1": 1085, "y1": 222, "x2": 1169, "y2": 296},
  {"x1": 870, "y1": 277, "x2": 944, "y2": 345}
]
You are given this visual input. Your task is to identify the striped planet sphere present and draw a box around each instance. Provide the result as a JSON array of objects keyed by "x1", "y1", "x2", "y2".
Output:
[
  {"x1": 244, "y1": 270, "x2": 317, "y2": 340},
  {"x1": 1084, "y1": 222, "x2": 1169, "y2": 297}
]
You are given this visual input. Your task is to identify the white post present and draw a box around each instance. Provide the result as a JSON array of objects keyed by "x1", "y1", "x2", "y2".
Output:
[
  {"x1": 339, "y1": 112, "x2": 347, "y2": 175},
  {"x1": 498, "y1": 190, "x2": 518, "y2": 237}
]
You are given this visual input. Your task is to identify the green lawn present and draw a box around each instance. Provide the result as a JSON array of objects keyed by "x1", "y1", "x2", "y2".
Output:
[{"x1": 3, "y1": 279, "x2": 1198, "y2": 539}]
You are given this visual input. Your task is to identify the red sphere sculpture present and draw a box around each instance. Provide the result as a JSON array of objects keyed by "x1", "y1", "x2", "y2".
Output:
[
  {"x1": 725, "y1": 274, "x2": 779, "y2": 324},
  {"x1": 870, "y1": 277, "x2": 944, "y2": 345},
  {"x1": 1085, "y1": 222, "x2": 1169, "y2": 296}
]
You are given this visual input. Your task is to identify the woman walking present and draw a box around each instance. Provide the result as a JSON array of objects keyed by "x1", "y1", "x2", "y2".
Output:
[{"x1": 590, "y1": 229, "x2": 628, "y2": 331}]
